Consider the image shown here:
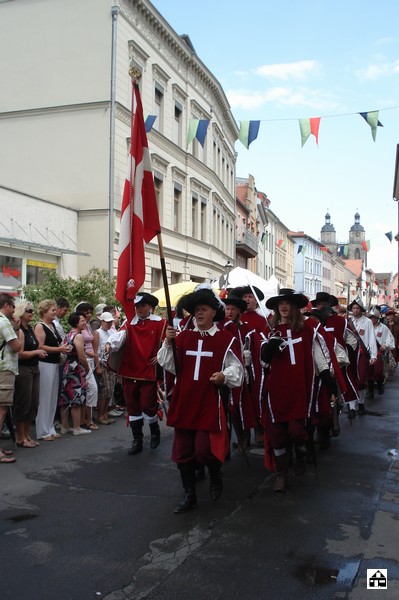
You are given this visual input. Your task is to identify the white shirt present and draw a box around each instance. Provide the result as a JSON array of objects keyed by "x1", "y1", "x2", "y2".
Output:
[
  {"x1": 157, "y1": 323, "x2": 243, "y2": 388},
  {"x1": 350, "y1": 315, "x2": 378, "y2": 359}
]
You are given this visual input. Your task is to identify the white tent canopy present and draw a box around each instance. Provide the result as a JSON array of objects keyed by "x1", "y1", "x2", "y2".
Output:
[{"x1": 215, "y1": 267, "x2": 280, "y2": 304}]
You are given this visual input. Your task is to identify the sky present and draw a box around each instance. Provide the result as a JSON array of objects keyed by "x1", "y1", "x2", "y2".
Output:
[{"x1": 151, "y1": 0, "x2": 399, "y2": 275}]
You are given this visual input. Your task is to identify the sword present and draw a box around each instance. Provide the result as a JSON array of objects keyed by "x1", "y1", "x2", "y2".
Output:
[{"x1": 245, "y1": 276, "x2": 274, "y2": 333}]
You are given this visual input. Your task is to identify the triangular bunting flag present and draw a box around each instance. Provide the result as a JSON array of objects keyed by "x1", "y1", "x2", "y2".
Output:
[
  {"x1": 359, "y1": 111, "x2": 383, "y2": 142},
  {"x1": 320, "y1": 246, "x2": 328, "y2": 253},
  {"x1": 144, "y1": 115, "x2": 157, "y2": 133},
  {"x1": 238, "y1": 120, "x2": 261, "y2": 149},
  {"x1": 301, "y1": 244, "x2": 306, "y2": 255},
  {"x1": 385, "y1": 231, "x2": 393, "y2": 243},
  {"x1": 297, "y1": 244, "x2": 303, "y2": 254},
  {"x1": 187, "y1": 119, "x2": 210, "y2": 147},
  {"x1": 299, "y1": 117, "x2": 321, "y2": 147}
]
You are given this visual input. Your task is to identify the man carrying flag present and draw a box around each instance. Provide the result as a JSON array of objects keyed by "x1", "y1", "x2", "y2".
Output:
[
  {"x1": 110, "y1": 71, "x2": 166, "y2": 454},
  {"x1": 116, "y1": 74, "x2": 161, "y2": 323}
]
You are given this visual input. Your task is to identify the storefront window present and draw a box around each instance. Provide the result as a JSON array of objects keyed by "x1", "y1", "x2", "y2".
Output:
[
  {"x1": 26, "y1": 259, "x2": 57, "y2": 285},
  {"x1": 0, "y1": 255, "x2": 22, "y2": 290}
]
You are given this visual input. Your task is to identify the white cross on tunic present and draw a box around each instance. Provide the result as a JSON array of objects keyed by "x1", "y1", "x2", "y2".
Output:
[
  {"x1": 286, "y1": 329, "x2": 302, "y2": 365},
  {"x1": 186, "y1": 340, "x2": 214, "y2": 380}
]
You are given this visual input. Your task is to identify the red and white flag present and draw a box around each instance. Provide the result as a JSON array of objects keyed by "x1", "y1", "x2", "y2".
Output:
[{"x1": 116, "y1": 81, "x2": 161, "y2": 321}]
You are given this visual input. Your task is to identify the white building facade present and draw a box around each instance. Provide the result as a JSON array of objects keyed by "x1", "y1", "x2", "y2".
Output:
[{"x1": 0, "y1": 0, "x2": 238, "y2": 289}]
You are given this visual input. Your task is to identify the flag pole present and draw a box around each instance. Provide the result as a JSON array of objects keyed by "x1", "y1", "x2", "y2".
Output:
[{"x1": 157, "y1": 232, "x2": 179, "y2": 373}]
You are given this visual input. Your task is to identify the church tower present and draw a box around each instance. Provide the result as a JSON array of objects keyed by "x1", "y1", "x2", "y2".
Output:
[
  {"x1": 348, "y1": 211, "x2": 366, "y2": 264},
  {"x1": 320, "y1": 210, "x2": 336, "y2": 250}
]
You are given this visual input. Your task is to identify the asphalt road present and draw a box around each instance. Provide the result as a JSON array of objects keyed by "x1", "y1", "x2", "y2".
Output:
[{"x1": 1, "y1": 372, "x2": 399, "y2": 600}]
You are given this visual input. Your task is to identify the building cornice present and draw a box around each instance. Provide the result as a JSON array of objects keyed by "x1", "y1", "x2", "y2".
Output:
[{"x1": 121, "y1": 0, "x2": 239, "y2": 141}]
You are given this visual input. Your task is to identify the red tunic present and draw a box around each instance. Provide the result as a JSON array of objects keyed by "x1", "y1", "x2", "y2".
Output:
[
  {"x1": 242, "y1": 311, "x2": 270, "y2": 336},
  {"x1": 118, "y1": 318, "x2": 167, "y2": 381},
  {"x1": 167, "y1": 329, "x2": 240, "y2": 431},
  {"x1": 265, "y1": 319, "x2": 315, "y2": 423},
  {"x1": 324, "y1": 314, "x2": 359, "y2": 402},
  {"x1": 220, "y1": 319, "x2": 256, "y2": 429}
]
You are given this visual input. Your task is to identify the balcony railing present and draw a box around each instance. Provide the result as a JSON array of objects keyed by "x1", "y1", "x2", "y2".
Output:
[{"x1": 236, "y1": 229, "x2": 258, "y2": 257}]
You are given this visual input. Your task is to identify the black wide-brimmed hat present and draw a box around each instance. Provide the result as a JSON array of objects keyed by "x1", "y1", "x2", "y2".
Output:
[
  {"x1": 224, "y1": 293, "x2": 247, "y2": 312},
  {"x1": 180, "y1": 288, "x2": 225, "y2": 321},
  {"x1": 266, "y1": 288, "x2": 308, "y2": 311},
  {"x1": 348, "y1": 297, "x2": 366, "y2": 312},
  {"x1": 134, "y1": 293, "x2": 159, "y2": 308},
  {"x1": 310, "y1": 291, "x2": 338, "y2": 307},
  {"x1": 231, "y1": 285, "x2": 265, "y2": 302}
]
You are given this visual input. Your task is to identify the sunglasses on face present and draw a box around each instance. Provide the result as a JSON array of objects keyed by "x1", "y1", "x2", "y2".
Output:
[{"x1": 25, "y1": 309, "x2": 34, "y2": 313}]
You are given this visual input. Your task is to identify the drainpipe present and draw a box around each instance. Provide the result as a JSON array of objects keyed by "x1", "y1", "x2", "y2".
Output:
[{"x1": 108, "y1": 5, "x2": 120, "y2": 278}]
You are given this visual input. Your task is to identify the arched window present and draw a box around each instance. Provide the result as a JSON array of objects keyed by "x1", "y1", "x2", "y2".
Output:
[{"x1": 354, "y1": 247, "x2": 360, "y2": 259}]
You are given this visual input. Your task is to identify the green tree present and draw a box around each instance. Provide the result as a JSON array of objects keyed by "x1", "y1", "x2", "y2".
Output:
[{"x1": 22, "y1": 268, "x2": 117, "y2": 310}]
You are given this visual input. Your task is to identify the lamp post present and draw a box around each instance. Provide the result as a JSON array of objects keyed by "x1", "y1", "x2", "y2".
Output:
[{"x1": 393, "y1": 144, "x2": 399, "y2": 287}]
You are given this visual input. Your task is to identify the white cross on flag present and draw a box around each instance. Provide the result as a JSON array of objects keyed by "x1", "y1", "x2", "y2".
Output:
[{"x1": 116, "y1": 81, "x2": 161, "y2": 321}]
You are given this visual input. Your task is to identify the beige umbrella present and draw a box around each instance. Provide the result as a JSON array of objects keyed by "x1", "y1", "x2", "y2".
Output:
[{"x1": 153, "y1": 281, "x2": 199, "y2": 307}]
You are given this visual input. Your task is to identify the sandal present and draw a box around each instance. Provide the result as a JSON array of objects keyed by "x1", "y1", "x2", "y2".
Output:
[
  {"x1": 87, "y1": 423, "x2": 99, "y2": 430},
  {"x1": 0, "y1": 451, "x2": 16, "y2": 463},
  {"x1": 97, "y1": 418, "x2": 112, "y2": 425},
  {"x1": 0, "y1": 448, "x2": 13, "y2": 456},
  {"x1": 16, "y1": 440, "x2": 36, "y2": 448}
]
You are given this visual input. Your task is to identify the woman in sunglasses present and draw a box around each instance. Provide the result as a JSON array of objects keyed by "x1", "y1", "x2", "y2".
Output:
[{"x1": 13, "y1": 301, "x2": 48, "y2": 447}]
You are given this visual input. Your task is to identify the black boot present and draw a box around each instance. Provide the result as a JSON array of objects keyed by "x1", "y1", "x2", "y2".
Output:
[
  {"x1": 377, "y1": 382, "x2": 384, "y2": 395},
  {"x1": 358, "y1": 403, "x2": 366, "y2": 416},
  {"x1": 273, "y1": 452, "x2": 288, "y2": 492},
  {"x1": 174, "y1": 462, "x2": 197, "y2": 513},
  {"x1": 318, "y1": 427, "x2": 331, "y2": 450},
  {"x1": 208, "y1": 460, "x2": 223, "y2": 500},
  {"x1": 294, "y1": 445, "x2": 307, "y2": 476},
  {"x1": 368, "y1": 382, "x2": 374, "y2": 399},
  {"x1": 149, "y1": 421, "x2": 161, "y2": 449},
  {"x1": 128, "y1": 419, "x2": 143, "y2": 455},
  {"x1": 195, "y1": 463, "x2": 206, "y2": 481}
]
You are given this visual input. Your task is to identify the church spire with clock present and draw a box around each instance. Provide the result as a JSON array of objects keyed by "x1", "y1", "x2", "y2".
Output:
[{"x1": 320, "y1": 210, "x2": 367, "y2": 266}]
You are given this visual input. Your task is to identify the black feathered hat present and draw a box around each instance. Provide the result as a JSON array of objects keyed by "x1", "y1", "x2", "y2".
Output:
[
  {"x1": 180, "y1": 288, "x2": 225, "y2": 321},
  {"x1": 266, "y1": 288, "x2": 308, "y2": 311}
]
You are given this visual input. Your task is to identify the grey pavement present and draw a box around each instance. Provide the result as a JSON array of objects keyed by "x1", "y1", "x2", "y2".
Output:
[{"x1": 1, "y1": 372, "x2": 399, "y2": 600}]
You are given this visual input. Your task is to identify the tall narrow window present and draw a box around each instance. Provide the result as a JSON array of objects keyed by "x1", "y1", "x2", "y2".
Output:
[
  {"x1": 192, "y1": 194, "x2": 198, "y2": 238},
  {"x1": 174, "y1": 183, "x2": 182, "y2": 232},
  {"x1": 200, "y1": 198, "x2": 207, "y2": 242},
  {"x1": 154, "y1": 172, "x2": 163, "y2": 221},
  {"x1": 173, "y1": 100, "x2": 182, "y2": 146},
  {"x1": 154, "y1": 82, "x2": 164, "y2": 133}
]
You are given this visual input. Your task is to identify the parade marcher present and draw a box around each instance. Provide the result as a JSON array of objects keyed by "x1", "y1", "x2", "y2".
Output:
[
  {"x1": 367, "y1": 307, "x2": 395, "y2": 396},
  {"x1": 260, "y1": 289, "x2": 333, "y2": 492},
  {"x1": 107, "y1": 293, "x2": 167, "y2": 455},
  {"x1": 386, "y1": 309, "x2": 399, "y2": 364},
  {"x1": 231, "y1": 285, "x2": 270, "y2": 336},
  {"x1": 219, "y1": 293, "x2": 256, "y2": 449},
  {"x1": 347, "y1": 297, "x2": 377, "y2": 416},
  {"x1": 303, "y1": 306, "x2": 347, "y2": 450},
  {"x1": 230, "y1": 285, "x2": 270, "y2": 445},
  {"x1": 157, "y1": 288, "x2": 243, "y2": 513},
  {"x1": 310, "y1": 292, "x2": 359, "y2": 408}
]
